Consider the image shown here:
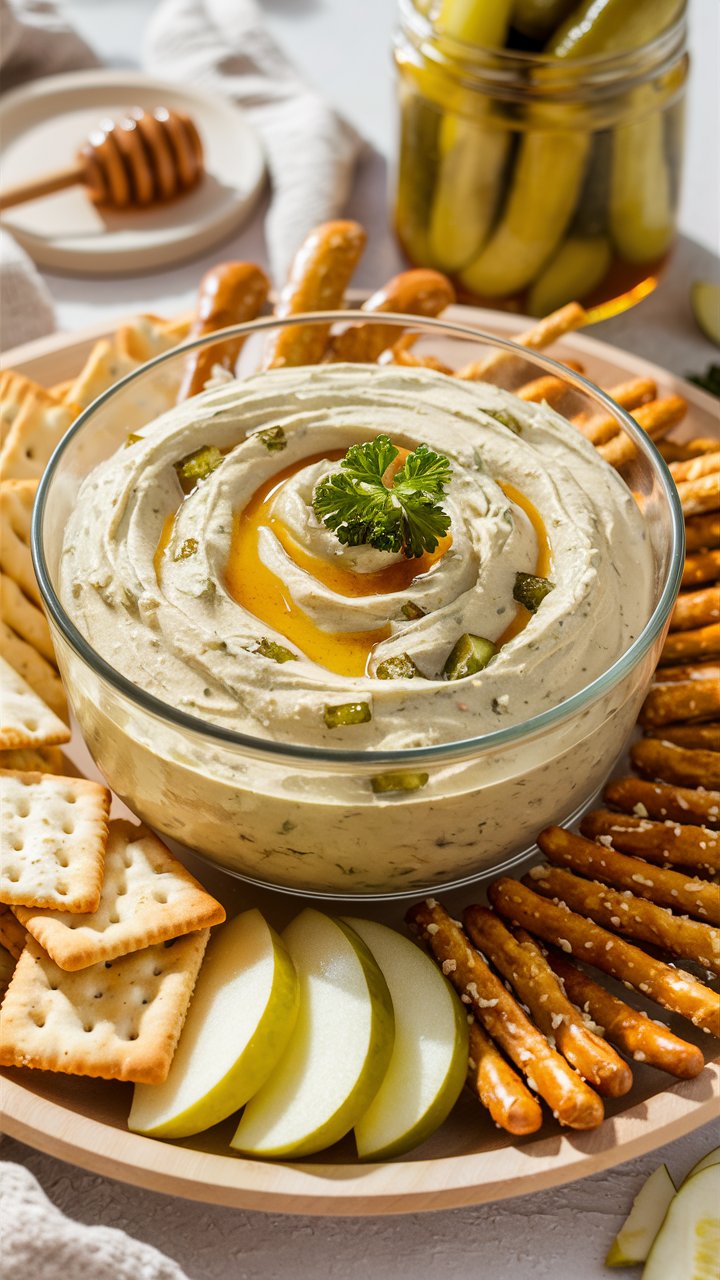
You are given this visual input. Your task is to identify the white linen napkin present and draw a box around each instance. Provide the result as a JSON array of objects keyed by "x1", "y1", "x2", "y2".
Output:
[{"x1": 143, "y1": 0, "x2": 364, "y2": 285}]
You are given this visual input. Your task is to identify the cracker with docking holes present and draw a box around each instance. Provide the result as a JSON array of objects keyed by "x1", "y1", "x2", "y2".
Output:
[
  {"x1": 0, "y1": 479, "x2": 41, "y2": 605},
  {"x1": 0, "y1": 930, "x2": 209, "y2": 1082},
  {"x1": 0, "y1": 371, "x2": 51, "y2": 450},
  {"x1": 0, "y1": 904, "x2": 27, "y2": 960},
  {"x1": 0, "y1": 746, "x2": 79, "y2": 777},
  {"x1": 0, "y1": 659, "x2": 69, "y2": 751},
  {"x1": 1, "y1": 621, "x2": 67, "y2": 723},
  {"x1": 0, "y1": 571, "x2": 55, "y2": 663},
  {"x1": 0, "y1": 768, "x2": 109, "y2": 911},
  {"x1": 15, "y1": 819, "x2": 226, "y2": 971},
  {"x1": 0, "y1": 386, "x2": 79, "y2": 482}
]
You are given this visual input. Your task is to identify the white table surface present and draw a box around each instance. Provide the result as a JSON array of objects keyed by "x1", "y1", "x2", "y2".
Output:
[{"x1": 4, "y1": 1, "x2": 720, "y2": 1276}]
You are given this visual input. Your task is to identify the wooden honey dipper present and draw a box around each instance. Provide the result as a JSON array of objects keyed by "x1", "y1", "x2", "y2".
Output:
[{"x1": 0, "y1": 106, "x2": 204, "y2": 212}]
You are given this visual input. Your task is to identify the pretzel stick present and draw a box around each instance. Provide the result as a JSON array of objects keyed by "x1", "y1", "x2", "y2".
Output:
[
  {"x1": 263, "y1": 220, "x2": 366, "y2": 369},
  {"x1": 457, "y1": 303, "x2": 587, "y2": 383},
  {"x1": 176, "y1": 262, "x2": 270, "y2": 400},
  {"x1": 580, "y1": 809, "x2": 720, "y2": 874},
  {"x1": 660, "y1": 622, "x2": 720, "y2": 666},
  {"x1": 515, "y1": 375, "x2": 575, "y2": 407},
  {"x1": 644, "y1": 723, "x2": 720, "y2": 751},
  {"x1": 545, "y1": 951, "x2": 705, "y2": 1079},
  {"x1": 488, "y1": 878, "x2": 720, "y2": 1035},
  {"x1": 385, "y1": 349, "x2": 454, "y2": 375},
  {"x1": 599, "y1": 397, "x2": 688, "y2": 469},
  {"x1": 684, "y1": 512, "x2": 720, "y2": 554},
  {"x1": 675, "y1": 473, "x2": 720, "y2": 518},
  {"x1": 682, "y1": 549, "x2": 720, "y2": 590},
  {"x1": 526, "y1": 864, "x2": 720, "y2": 976},
  {"x1": 671, "y1": 587, "x2": 720, "y2": 632},
  {"x1": 406, "y1": 899, "x2": 604, "y2": 1128},
  {"x1": 327, "y1": 268, "x2": 454, "y2": 363},
  {"x1": 466, "y1": 1020, "x2": 543, "y2": 1135},
  {"x1": 654, "y1": 661, "x2": 720, "y2": 683},
  {"x1": 659, "y1": 438, "x2": 720, "y2": 464},
  {"x1": 639, "y1": 679, "x2": 720, "y2": 726},
  {"x1": 670, "y1": 451, "x2": 720, "y2": 484},
  {"x1": 464, "y1": 907, "x2": 632, "y2": 1096},
  {"x1": 631, "y1": 737, "x2": 720, "y2": 789},
  {"x1": 604, "y1": 776, "x2": 720, "y2": 829},
  {"x1": 573, "y1": 378, "x2": 657, "y2": 446},
  {"x1": 538, "y1": 825, "x2": 720, "y2": 922}
]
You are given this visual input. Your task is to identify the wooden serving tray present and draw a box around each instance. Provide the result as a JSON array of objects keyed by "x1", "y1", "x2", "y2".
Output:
[{"x1": 1, "y1": 306, "x2": 718, "y2": 1215}]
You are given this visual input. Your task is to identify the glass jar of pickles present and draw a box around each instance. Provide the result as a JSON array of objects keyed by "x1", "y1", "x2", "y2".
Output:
[{"x1": 393, "y1": 0, "x2": 688, "y2": 319}]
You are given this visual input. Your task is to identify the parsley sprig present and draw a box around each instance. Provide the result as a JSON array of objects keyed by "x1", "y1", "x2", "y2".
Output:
[{"x1": 313, "y1": 435, "x2": 452, "y2": 559}]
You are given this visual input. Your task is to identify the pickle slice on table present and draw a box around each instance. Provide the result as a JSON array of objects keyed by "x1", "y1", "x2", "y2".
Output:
[
  {"x1": 443, "y1": 633, "x2": 497, "y2": 680},
  {"x1": 528, "y1": 235, "x2": 611, "y2": 315}
]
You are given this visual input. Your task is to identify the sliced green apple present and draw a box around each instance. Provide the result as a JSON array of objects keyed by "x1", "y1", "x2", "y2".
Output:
[
  {"x1": 605, "y1": 1164, "x2": 676, "y2": 1267},
  {"x1": 230, "y1": 909, "x2": 395, "y2": 1159},
  {"x1": 684, "y1": 1145, "x2": 720, "y2": 1182},
  {"x1": 128, "y1": 909, "x2": 298, "y2": 1139},
  {"x1": 642, "y1": 1163, "x2": 720, "y2": 1280},
  {"x1": 344, "y1": 917, "x2": 469, "y2": 1161},
  {"x1": 691, "y1": 282, "x2": 720, "y2": 347}
]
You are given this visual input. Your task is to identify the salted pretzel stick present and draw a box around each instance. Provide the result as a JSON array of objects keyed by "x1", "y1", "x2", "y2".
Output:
[
  {"x1": 327, "y1": 268, "x2": 455, "y2": 363},
  {"x1": 645, "y1": 722, "x2": 720, "y2": 751},
  {"x1": 546, "y1": 951, "x2": 705, "y2": 1079},
  {"x1": 671, "y1": 587, "x2": 720, "y2": 632},
  {"x1": 581, "y1": 809, "x2": 720, "y2": 874},
  {"x1": 670, "y1": 451, "x2": 720, "y2": 484},
  {"x1": 527, "y1": 864, "x2": 720, "y2": 976},
  {"x1": 660, "y1": 622, "x2": 720, "y2": 666},
  {"x1": 631, "y1": 737, "x2": 720, "y2": 789},
  {"x1": 464, "y1": 907, "x2": 632, "y2": 1096},
  {"x1": 599, "y1": 396, "x2": 688, "y2": 469},
  {"x1": 659, "y1": 437, "x2": 719, "y2": 464},
  {"x1": 654, "y1": 661, "x2": 720, "y2": 683},
  {"x1": 488, "y1": 878, "x2": 720, "y2": 1035},
  {"x1": 682, "y1": 549, "x2": 720, "y2": 590},
  {"x1": 676, "y1": 473, "x2": 720, "y2": 518},
  {"x1": 466, "y1": 1020, "x2": 543, "y2": 1135},
  {"x1": 639, "y1": 678, "x2": 720, "y2": 726},
  {"x1": 176, "y1": 262, "x2": 270, "y2": 400},
  {"x1": 263, "y1": 220, "x2": 366, "y2": 369},
  {"x1": 604, "y1": 776, "x2": 720, "y2": 829},
  {"x1": 406, "y1": 899, "x2": 604, "y2": 1128},
  {"x1": 685, "y1": 512, "x2": 720, "y2": 554},
  {"x1": 385, "y1": 348, "x2": 454, "y2": 375},
  {"x1": 538, "y1": 825, "x2": 720, "y2": 922},
  {"x1": 574, "y1": 378, "x2": 657, "y2": 446},
  {"x1": 457, "y1": 302, "x2": 587, "y2": 383}
]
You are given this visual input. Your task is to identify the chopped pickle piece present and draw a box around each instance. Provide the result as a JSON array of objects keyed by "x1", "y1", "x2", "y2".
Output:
[
  {"x1": 259, "y1": 426, "x2": 287, "y2": 452},
  {"x1": 513, "y1": 571, "x2": 555, "y2": 612},
  {"x1": 401, "y1": 601, "x2": 427, "y2": 620},
  {"x1": 443, "y1": 634, "x2": 497, "y2": 681},
  {"x1": 324, "y1": 701, "x2": 372, "y2": 729},
  {"x1": 251, "y1": 637, "x2": 298, "y2": 664},
  {"x1": 173, "y1": 537, "x2": 198, "y2": 561},
  {"x1": 175, "y1": 445, "x2": 223, "y2": 493},
  {"x1": 125, "y1": 432, "x2": 143, "y2": 447},
  {"x1": 485, "y1": 408, "x2": 522, "y2": 435},
  {"x1": 375, "y1": 653, "x2": 421, "y2": 680},
  {"x1": 371, "y1": 771, "x2": 429, "y2": 795}
]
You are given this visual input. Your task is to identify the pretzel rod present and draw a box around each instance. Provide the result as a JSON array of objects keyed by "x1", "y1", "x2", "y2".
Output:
[
  {"x1": 659, "y1": 437, "x2": 720, "y2": 464},
  {"x1": 580, "y1": 809, "x2": 720, "y2": 874},
  {"x1": 464, "y1": 907, "x2": 632, "y2": 1097},
  {"x1": 457, "y1": 303, "x2": 586, "y2": 383},
  {"x1": 328, "y1": 268, "x2": 454, "y2": 363},
  {"x1": 526, "y1": 864, "x2": 720, "y2": 976},
  {"x1": 385, "y1": 348, "x2": 454, "y2": 375},
  {"x1": 644, "y1": 722, "x2": 720, "y2": 751},
  {"x1": 177, "y1": 262, "x2": 269, "y2": 400},
  {"x1": 682, "y1": 549, "x2": 720, "y2": 589},
  {"x1": 598, "y1": 397, "x2": 688, "y2": 469},
  {"x1": 604, "y1": 776, "x2": 720, "y2": 829},
  {"x1": 263, "y1": 220, "x2": 367, "y2": 369},
  {"x1": 684, "y1": 512, "x2": 720, "y2": 554},
  {"x1": 670, "y1": 451, "x2": 720, "y2": 484},
  {"x1": 538, "y1": 824, "x2": 720, "y2": 921},
  {"x1": 639, "y1": 678, "x2": 720, "y2": 726},
  {"x1": 670, "y1": 587, "x2": 720, "y2": 632},
  {"x1": 630, "y1": 737, "x2": 720, "y2": 789},
  {"x1": 488, "y1": 878, "x2": 720, "y2": 1035},
  {"x1": 653, "y1": 661, "x2": 720, "y2": 683},
  {"x1": 466, "y1": 1020, "x2": 543, "y2": 1135},
  {"x1": 675, "y1": 473, "x2": 720, "y2": 518},
  {"x1": 406, "y1": 899, "x2": 604, "y2": 1128},
  {"x1": 660, "y1": 622, "x2": 720, "y2": 666},
  {"x1": 545, "y1": 951, "x2": 705, "y2": 1079},
  {"x1": 573, "y1": 378, "x2": 657, "y2": 446},
  {"x1": 515, "y1": 375, "x2": 574, "y2": 406}
]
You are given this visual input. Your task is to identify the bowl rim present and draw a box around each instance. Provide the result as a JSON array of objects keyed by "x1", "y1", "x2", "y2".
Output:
[{"x1": 32, "y1": 309, "x2": 686, "y2": 768}]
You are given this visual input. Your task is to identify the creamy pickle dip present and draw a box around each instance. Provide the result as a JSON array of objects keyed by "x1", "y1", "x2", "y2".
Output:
[{"x1": 59, "y1": 364, "x2": 655, "y2": 893}]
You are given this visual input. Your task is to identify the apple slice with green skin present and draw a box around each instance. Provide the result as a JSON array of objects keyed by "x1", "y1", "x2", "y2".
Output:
[
  {"x1": 691, "y1": 282, "x2": 720, "y2": 347},
  {"x1": 684, "y1": 1146, "x2": 720, "y2": 1181},
  {"x1": 605, "y1": 1164, "x2": 676, "y2": 1267},
  {"x1": 128, "y1": 910, "x2": 298, "y2": 1139},
  {"x1": 642, "y1": 1163, "x2": 720, "y2": 1280},
  {"x1": 230, "y1": 909, "x2": 394, "y2": 1159},
  {"x1": 343, "y1": 917, "x2": 469, "y2": 1161}
]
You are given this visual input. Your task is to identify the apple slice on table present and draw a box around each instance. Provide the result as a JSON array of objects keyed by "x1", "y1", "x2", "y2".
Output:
[
  {"x1": 344, "y1": 916, "x2": 469, "y2": 1161},
  {"x1": 128, "y1": 909, "x2": 298, "y2": 1139},
  {"x1": 231, "y1": 909, "x2": 394, "y2": 1159},
  {"x1": 642, "y1": 1162, "x2": 720, "y2": 1280},
  {"x1": 684, "y1": 1145, "x2": 720, "y2": 1181},
  {"x1": 605, "y1": 1164, "x2": 676, "y2": 1267}
]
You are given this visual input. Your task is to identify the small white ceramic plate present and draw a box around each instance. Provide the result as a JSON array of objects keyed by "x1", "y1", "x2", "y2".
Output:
[{"x1": 0, "y1": 71, "x2": 266, "y2": 276}]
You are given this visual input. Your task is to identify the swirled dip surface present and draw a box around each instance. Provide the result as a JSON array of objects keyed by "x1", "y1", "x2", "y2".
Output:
[{"x1": 60, "y1": 364, "x2": 653, "y2": 750}]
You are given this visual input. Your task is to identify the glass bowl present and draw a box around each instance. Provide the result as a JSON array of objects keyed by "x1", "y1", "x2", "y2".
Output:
[{"x1": 33, "y1": 312, "x2": 684, "y2": 900}]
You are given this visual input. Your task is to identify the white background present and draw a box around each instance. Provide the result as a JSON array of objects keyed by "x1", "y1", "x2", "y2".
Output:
[{"x1": 3, "y1": 1, "x2": 720, "y2": 1277}]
